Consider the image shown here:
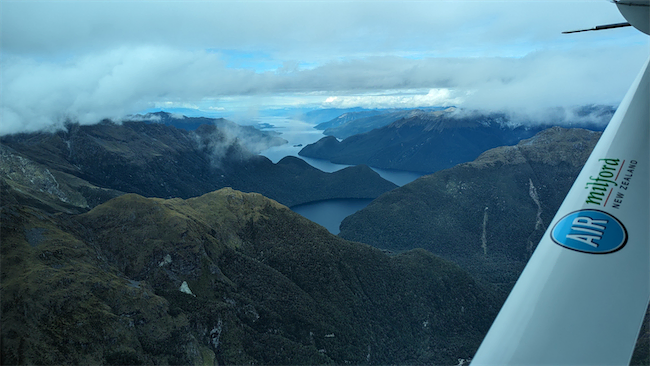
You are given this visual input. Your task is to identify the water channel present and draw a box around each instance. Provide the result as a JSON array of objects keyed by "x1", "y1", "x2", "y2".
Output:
[{"x1": 258, "y1": 116, "x2": 426, "y2": 234}]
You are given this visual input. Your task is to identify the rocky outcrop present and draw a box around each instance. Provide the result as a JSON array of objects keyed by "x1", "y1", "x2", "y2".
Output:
[{"x1": 0, "y1": 144, "x2": 123, "y2": 213}]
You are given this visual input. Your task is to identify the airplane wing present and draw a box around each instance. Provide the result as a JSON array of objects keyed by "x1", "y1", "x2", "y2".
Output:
[{"x1": 471, "y1": 1, "x2": 650, "y2": 365}]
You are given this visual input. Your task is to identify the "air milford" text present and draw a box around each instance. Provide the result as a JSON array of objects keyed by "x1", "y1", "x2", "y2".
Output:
[{"x1": 585, "y1": 158, "x2": 620, "y2": 205}]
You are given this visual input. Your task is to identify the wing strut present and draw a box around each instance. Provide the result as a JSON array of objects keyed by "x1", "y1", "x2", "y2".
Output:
[{"x1": 562, "y1": 22, "x2": 631, "y2": 34}]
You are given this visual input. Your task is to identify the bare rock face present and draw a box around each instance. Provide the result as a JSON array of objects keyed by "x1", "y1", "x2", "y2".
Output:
[
  {"x1": 1, "y1": 144, "x2": 88, "y2": 210},
  {"x1": 1, "y1": 144, "x2": 123, "y2": 213}
]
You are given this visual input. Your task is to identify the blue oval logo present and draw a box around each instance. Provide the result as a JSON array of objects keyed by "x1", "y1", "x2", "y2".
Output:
[{"x1": 551, "y1": 209, "x2": 627, "y2": 254}]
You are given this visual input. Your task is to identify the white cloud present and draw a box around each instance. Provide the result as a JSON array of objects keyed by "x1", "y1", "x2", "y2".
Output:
[
  {"x1": 2, "y1": 44, "x2": 648, "y2": 135},
  {"x1": 1, "y1": 1, "x2": 637, "y2": 60},
  {"x1": 1, "y1": 46, "x2": 243, "y2": 134},
  {"x1": 323, "y1": 89, "x2": 464, "y2": 109},
  {"x1": 154, "y1": 102, "x2": 201, "y2": 110},
  {"x1": 1, "y1": 1, "x2": 648, "y2": 135}
]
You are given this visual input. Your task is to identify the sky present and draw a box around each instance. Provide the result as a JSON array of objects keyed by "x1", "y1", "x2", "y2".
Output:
[{"x1": 1, "y1": 0, "x2": 649, "y2": 135}]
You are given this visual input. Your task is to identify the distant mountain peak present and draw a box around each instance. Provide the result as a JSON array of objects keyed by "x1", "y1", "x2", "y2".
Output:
[{"x1": 300, "y1": 110, "x2": 553, "y2": 173}]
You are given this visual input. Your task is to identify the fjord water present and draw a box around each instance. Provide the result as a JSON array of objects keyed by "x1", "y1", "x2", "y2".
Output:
[
  {"x1": 291, "y1": 198, "x2": 375, "y2": 234},
  {"x1": 258, "y1": 117, "x2": 327, "y2": 163},
  {"x1": 287, "y1": 165, "x2": 423, "y2": 234},
  {"x1": 257, "y1": 116, "x2": 426, "y2": 183},
  {"x1": 258, "y1": 116, "x2": 426, "y2": 234}
]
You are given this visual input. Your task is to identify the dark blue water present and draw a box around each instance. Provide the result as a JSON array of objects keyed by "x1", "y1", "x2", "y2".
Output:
[
  {"x1": 289, "y1": 167, "x2": 425, "y2": 234},
  {"x1": 291, "y1": 198, "x2": 375, "y2": 234},
  {"x1": 287, "y1": 160, "x2": 425, "y2": 234},
  {"x1": 299, "y1": 156, "x2": 426, "y2": 187}
]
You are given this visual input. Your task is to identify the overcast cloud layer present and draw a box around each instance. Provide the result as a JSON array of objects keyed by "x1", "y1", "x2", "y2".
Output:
[{"x1": 1, "y1": 1, "x2": 649, "y2": 135}]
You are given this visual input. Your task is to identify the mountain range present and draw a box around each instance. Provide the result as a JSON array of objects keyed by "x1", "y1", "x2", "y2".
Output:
[
  {"x1": 338, "y1": 126, "x2": 601, "y2": 288},
  {"x1": 316, "y1": 108, "x2": 450, "y2": 140},
  {"x1": 2, "y1": 113, "x2": 647, "y2": 365},
  {"x1": 300, "y1": 110, "x2": 544, "y2": 173},
  {"x1": 0, "y1": 115, "x2": 396, "y2": 211},
  {"x1": 134, "y1": 111, "x2": 287, "y2": 153},
  {"x1": 1, "y1": 186, "x2": 499, "y2": 365},
  {"x1": 336, "y1": 125, "x2": 649, "y2": 364},
  {"x1": 300, "y1": 107, "x2": 614, "y2": 173}
]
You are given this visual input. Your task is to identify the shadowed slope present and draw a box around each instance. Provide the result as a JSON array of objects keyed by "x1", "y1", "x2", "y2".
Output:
[
  {"x1": 339, "y1": 127, "x2": 601, "y2": 289},
  {"x1": 1, "y1": 121, "x2": 396, "y2": 208},
  {"x1": 2, "y1": 188, "x2": 498, "y2": 365}
]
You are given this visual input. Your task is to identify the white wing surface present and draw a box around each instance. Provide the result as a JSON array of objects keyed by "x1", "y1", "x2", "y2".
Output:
[{"x1": 471, "y1": 2, "x2": 649, "y2": 365}]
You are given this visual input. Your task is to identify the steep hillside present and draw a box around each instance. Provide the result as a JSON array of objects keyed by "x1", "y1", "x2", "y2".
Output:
[
  {"x1": 300, "y1": 111, "x2": 547, "y2": 173},
  {"x1": 4, "y1": 124, "x2": 646, "y2": 365},
  {"x1": 320, "y1": 108, "x2": 451, "y2": 139},
  {"x1": 1, "y1": 189, "x2": 499, "y2": 365},
  {"x1": 136, "y1": 112, "x2": 287, "y2": 153},
  {"x1": 0, "y1": 144, "x2": 123, "y2": 213},
  {"x1": 339, "y1": 127, "x2": 601, "y2": 289},
  {"x1": 336, "y1": 125, "x2": 649, "y2": 364},
  {"x1": 1, "y1": 121, "x2": 396, "y2": 208},
  {"x1": 314, "y1": 110, "x2": 387, "y2": 131}
]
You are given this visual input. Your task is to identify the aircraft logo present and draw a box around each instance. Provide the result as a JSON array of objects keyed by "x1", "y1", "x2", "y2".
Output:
[{"x1": 551, "y1": 209, "x2": 628, "y2": 254}]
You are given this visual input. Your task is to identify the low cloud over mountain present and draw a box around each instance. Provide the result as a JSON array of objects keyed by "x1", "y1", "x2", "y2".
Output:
[
  {"x1": 0, "y1": 118, "x2": 396, "y2": 210},
  {"x1": 2, "y1": 48, "x2": 645, "y2": 136}
]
